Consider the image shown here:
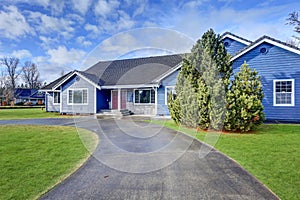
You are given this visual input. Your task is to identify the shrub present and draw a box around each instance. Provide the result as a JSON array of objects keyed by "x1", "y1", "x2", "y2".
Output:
[{"x1": 224, "y1": 62, "x2": 265, "y2": 132}]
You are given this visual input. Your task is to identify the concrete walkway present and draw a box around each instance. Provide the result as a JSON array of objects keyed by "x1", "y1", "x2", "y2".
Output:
[{"x1": 0, "y1": 117, "x2": 279, "y2": 199}]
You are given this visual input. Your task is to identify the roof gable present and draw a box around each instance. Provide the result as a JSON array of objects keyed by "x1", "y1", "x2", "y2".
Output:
[
  {"x1": 221, "y1": 32, "x2": 252, "y2": 46},
  {"x1": 231, "y1": 35, "x2": 300, "y2": 61}
]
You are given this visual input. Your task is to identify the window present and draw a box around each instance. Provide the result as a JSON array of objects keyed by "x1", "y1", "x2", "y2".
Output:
[
  {"x1": 224, "y1": 41, "x2": 230, "y2": 47},
  {"x1": 134, "y1": 89, "x2": 155, "y2": 104},
  {"x1": 273, "y1": 79, "x2": 294, "y2": 106},
  {"x1": 165, "y1": 86, "x2": 176, "y2": 105},
  {"x1": 53, "y1": 92, "x2": 60, "y2": 104},
  {"x1": 68, "y1": 89, "x2": 88, "y2": 104},
  {"x1": 260, "y1": 47, "x2": 268, "y2": 54}
]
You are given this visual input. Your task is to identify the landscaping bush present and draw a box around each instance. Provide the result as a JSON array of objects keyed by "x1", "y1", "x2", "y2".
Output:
[{"x1": 225, "y1": 62, "x2": 265, "y2": 132}]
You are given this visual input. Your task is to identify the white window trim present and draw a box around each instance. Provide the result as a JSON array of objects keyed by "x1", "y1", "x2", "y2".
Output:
[
  {"x1": 273, "y1": 79, "x2": 295, "y2": 107},
  {"x1": 53, "y1": 91, "x2": 60, "y2": 105},
  {"x1": 165, "y1": 86, "x2": 176, "y2": 105},
  {"x1": 67, "y1": 88, "x2": 88, "y2": 105},
  {"x1": 133, "y1": 89, "x2": 155, "y2": 105}
]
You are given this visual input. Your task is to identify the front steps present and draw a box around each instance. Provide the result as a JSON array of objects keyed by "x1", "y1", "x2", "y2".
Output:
[{"x1": 96, "y1": 109, "x2": 133, "y2": 119}]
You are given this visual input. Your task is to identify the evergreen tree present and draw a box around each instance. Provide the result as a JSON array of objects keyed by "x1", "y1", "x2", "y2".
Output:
[
  {"x1": 168, "y1": 29, "x2": 231, "y2": 129},
  {"x1": 225, "y1": 62, "x2": 265, "y2": 132},
  {"x1": 168, "y1": 91, "x2": 181, "y2": 125},
  {"x1": 201, "y1": 28, "x2": 232, "y2": 89}
]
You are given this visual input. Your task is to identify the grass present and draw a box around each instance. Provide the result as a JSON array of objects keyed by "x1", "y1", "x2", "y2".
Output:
[
  {"x1": 0, "y1": 108, "x2": 69, "y2": 119},
  {"x1": 0, "y1": 125, "x2": 98, "y2": 200},
  {"x1": 151, "y1": 120, "x2": 300, "y2": 200}
]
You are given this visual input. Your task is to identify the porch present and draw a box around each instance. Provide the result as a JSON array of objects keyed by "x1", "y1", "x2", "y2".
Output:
[{"x1": 96, "y1": 88, "x2": 157, "y2": 116}]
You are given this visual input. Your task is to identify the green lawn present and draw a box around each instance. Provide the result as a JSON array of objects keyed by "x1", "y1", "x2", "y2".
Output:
[
  {"x1": 0, "y1": 108, "x2": 68, "y2": 119},
  {"x1": 152, "y1": 120, "x2": 300, "y2": 200},
  {"x1": 0, "y1": 125, "x2": 98, "y2": 200}
]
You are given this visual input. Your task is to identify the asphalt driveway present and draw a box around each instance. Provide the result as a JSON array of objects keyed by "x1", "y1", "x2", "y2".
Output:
[{"x1": 0, "y1": 117, "x2": 279, "y2": 199}]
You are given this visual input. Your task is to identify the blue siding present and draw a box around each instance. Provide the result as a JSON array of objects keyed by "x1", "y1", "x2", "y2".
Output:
[
  {"x1": 61, "y1": 75, "x2": 96, "y2": 114},
  {"x1": 97, "y1": 89, "x2": 110, "y2": 111},
  {"x1": 223, "y1": 38, "x2": 247, "y2": 55},
  {"x1": 46, "y1": 92, "x2": 60, "y2": 112},
  {"x1": 157, "y1": 69, "x2": 179, "y2": 115},
  {"x1": 233, "y1": 42, "x2": 300, "y2": 121}
]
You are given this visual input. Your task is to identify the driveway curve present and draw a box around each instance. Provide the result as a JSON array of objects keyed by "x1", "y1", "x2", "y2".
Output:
[{"x1": 0, "y1": 117, "x2": 279, "y2": 199}]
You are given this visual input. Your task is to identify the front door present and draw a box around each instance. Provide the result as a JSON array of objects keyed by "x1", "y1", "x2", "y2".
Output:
[
  {"x1": 121, "y1": 90, "x2": 127, "y2": 110},
  {"x1": 112, "y1": 90, "x2": 118, "y2": 109}
]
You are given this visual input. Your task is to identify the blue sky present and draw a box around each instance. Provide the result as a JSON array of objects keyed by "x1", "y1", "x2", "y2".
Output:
[{"x1": 0, "y1": 0, "x2": 299, "y2": 83}]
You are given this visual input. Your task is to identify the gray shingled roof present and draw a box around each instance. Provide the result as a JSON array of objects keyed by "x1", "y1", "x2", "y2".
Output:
[
  {"x1": 40, "y1": 71, "x2": 74, "y2": 90},
  {"x1": 84, "y1": 54, "x2": 183, "y2": 86},
  {"x1": 221, "y1": 32, "x2": 253, "y2": 44},
  {"x1": 41, "y1": 54, "x2": 183, "y2": 90}
]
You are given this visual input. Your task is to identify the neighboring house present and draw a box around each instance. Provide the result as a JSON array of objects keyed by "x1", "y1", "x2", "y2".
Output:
[
  {"x1": 222, "y1": 32, "x2": 300, "y2": 121},
  {"x1": 14, "y1": 88, "x2": 45, "y2": 105},
  {"x1": 42, "y1": 32, "x2": 300, "y2": 121}
]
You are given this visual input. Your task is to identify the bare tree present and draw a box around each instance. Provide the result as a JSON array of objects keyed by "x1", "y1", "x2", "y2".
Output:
[
  {"x1": 286, "y1": 38, "x2": 300, "y2": 48},
  {"x1": 286, "y1": 11, "x2": 300, "y2": 40},
  {"x1": 22, "y1": 61, "x2": 41, "y2": 88},
  {"x1": 0, "y1": 57, "x2": 20, "y2": 101}
]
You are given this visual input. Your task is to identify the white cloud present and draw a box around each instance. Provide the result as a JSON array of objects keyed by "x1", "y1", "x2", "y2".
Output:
[
  {"x1": 39, "y1": 36, "x2": 59, "y2": 49},
  {"x1": 47, "y1": 46, "x2": 86, "y2": 66},
  {"x1": 11, "y1": 49, "x2": 32, "y2": 59},
  {"x1": 76, "y1": 36, "x2": 92, "y2": 47},
  {"x1": 0, "y1": 6, "x2": 34, "y2": 39},
  {"x1": 72, "y1": 0, "x2": 92, "y2": 15},
  {"x1": 28, "y1": 11, "x2": 75, "y2": 37},
  {"x1": 34, "y1": 0, "x2": 50, "y2": 7},
  {"x1": 169, "y1": 2, "x2": 300, "y2": 42},
  {"x1": 117, "y1": 11, "x2": 135, "y2": 30},
  {"x1": 94, "y1": 0, "x2": 120, "y2": 18},
  {"x1": 84, "y1": 23, "x2": 100, "y2": 34},
  {"x1": 83, "y1": 28, "x2": 194, "y2": 67}
]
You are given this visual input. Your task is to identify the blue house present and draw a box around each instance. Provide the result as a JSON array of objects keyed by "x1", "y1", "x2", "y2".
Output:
[
  {"x1": 41, "y1": 55, "x2": 181, "y2": 115},
  {"x1": 14, "y1": 88, "x2": 45, "y2": 105},
  {"x1": 222, "y1": 32, "x2": 300, "y2": 121},
  {"x1": 42, "y1": 32, "x2": 300, "y2": 121}
]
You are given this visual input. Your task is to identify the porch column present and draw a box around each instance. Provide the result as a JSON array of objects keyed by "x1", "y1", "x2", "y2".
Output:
[
  {"x1": 154, "y1": 87, "x2": 158, "y2": 116},
  {"x1": 117, "y1": 88, "x2": 121, "y2": 111}
]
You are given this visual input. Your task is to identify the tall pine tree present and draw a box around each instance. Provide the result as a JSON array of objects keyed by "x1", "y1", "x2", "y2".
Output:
[{"x1": 168, "y1": 29, "x2": 231, "y2": 129}]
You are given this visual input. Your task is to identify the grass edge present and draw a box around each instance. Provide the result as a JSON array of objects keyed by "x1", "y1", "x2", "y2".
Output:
[{"x1": 34, "y1": 127, "x2": 99, "y2": 200}]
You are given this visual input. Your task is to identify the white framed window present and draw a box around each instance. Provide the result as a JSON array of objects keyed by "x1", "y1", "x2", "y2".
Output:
[
  {"x1": 67, "y1": 88, "x2": 88, "y2": 105},
  {"x1": 53, "y1": 92, "x2": 60, "y2": 104},
  {"x1": 165, "y1": 86, "x2": 176, "y2": 105},
  {"x1": 273, "y1": 79, "x2": 294, "y2": 106},
  {"x1": 134, "y1": 89, "x2": 155, "y2": 104}
]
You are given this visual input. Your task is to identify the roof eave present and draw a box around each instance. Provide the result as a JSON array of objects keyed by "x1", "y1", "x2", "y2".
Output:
[
  {"x1": 102, "y1": 84, "x2": 159, "y2": 89},
  {"x1": 221, "y1": 33, "x2": 252, "y2": 46},
  {"x1": 52, "y1": 71, "x2": 101, "y2": 90}
]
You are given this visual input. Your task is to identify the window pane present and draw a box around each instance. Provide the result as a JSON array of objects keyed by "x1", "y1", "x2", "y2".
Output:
[
  {"x1": 275, "y1": 80, "x2": 293, "y2": 105},
  {"x1": 54, "y1": 92, "x2": 60, "y2": 103},
  {"x1": 140, "y1": 90, "x2": 150, "y2": 103},
  {"x1": 68, "y1": 90, "x2": 73, "y2": 103},
  {"x1": 286, "y1": 81, "x2": 292, "y2": 92},
  {"x1": 276, "y1": 91, "x2": 292, "y2": 104},
  {"x1": 73, "y1": 90, "x2": 82, "y2": 103}
]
